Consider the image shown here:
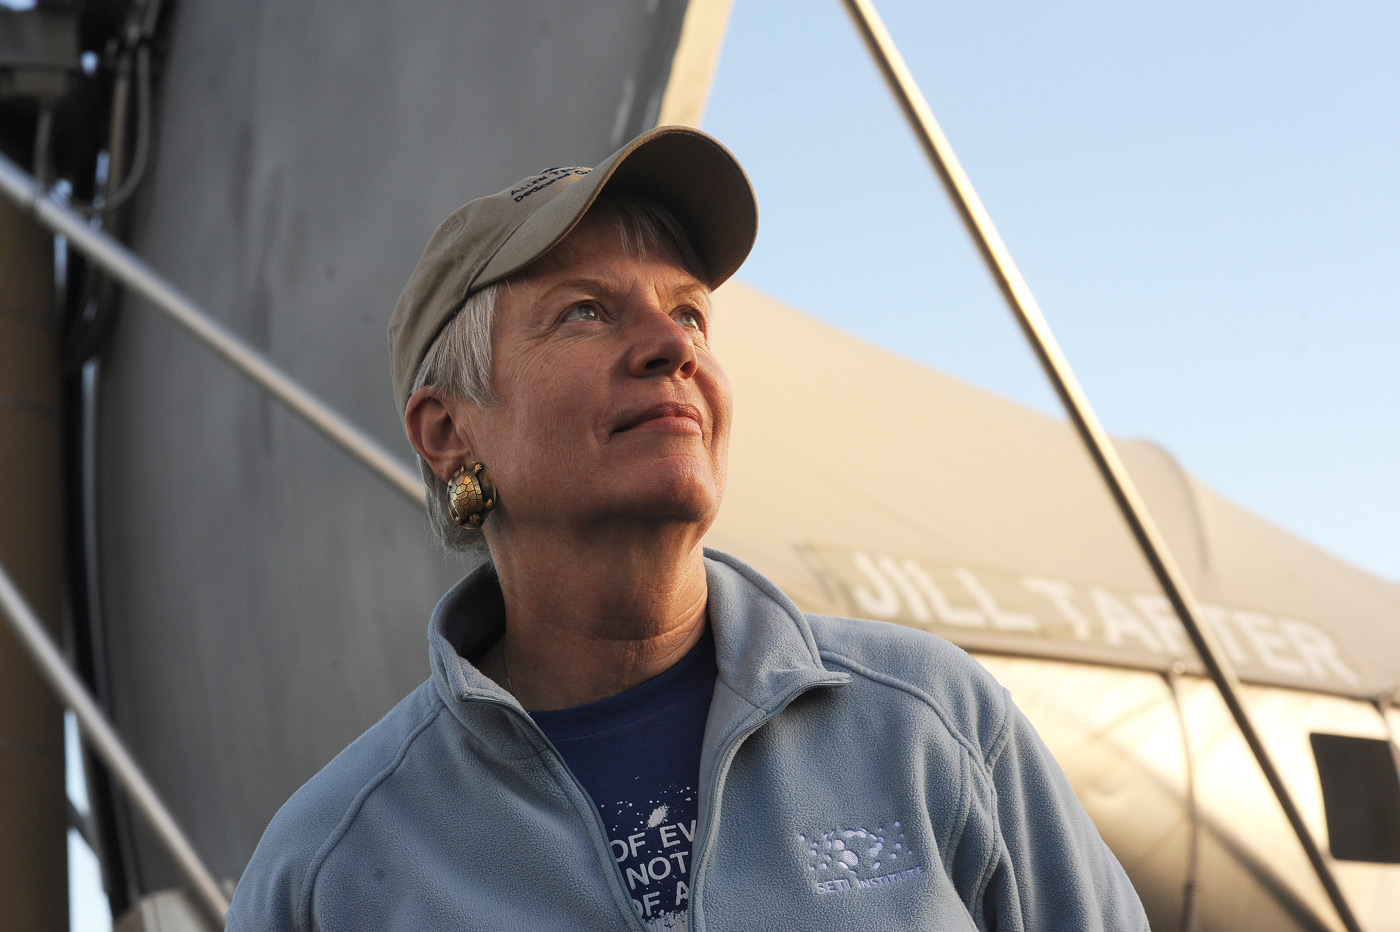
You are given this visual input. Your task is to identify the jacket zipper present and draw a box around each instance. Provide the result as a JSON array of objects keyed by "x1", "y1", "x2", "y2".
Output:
[
  {"x1": 474, "y1": 695, "x2": 654, "y2": 932},
  {"x1": 686, "y1": 675, "x2": 850, "y2": 932}
]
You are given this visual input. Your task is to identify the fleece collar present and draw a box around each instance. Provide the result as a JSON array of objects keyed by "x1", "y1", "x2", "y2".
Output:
[{"x1": 426, "y1": 548, "x2": 848, "y2": 716}]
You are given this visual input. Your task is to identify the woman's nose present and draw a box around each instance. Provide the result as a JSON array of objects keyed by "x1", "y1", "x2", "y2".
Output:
[{"x1": 626, "y1": 310, "x2": 698, "y2": 379}]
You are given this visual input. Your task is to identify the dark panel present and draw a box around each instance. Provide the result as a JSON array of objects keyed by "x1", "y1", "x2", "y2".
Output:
[
  {"x1": 1311, "y1": 733, "x2": 1400, "y2": 864},
  {"x1": 95, "y1": 0, "x2": 689, "y2": 890}
]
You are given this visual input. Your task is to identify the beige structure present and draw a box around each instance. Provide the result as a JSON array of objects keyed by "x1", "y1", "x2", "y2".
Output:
[
  {"x1": 710, "y1": 280, "x2": 1400, "y2": 700},
  {"x1": 705, "y1": 280, "x2": 1400, "y2": 932},
  {"x1": 656, "y1": 0, "x2": 735, "y2": 128}
]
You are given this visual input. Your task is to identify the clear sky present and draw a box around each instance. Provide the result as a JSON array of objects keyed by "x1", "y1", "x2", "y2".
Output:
[{"x1": 702, "y1": 0, "x2": 1398, "y2": 582}]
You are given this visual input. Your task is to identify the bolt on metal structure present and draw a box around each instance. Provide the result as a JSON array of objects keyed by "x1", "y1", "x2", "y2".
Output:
[{"x1": 837, "y1": 2, "x2": 1363, "y2": 930}]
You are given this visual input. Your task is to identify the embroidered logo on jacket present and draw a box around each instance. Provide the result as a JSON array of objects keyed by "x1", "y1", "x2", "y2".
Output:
[{"x1": 800, "y1": 822, "x2": 925, "y2": 894}]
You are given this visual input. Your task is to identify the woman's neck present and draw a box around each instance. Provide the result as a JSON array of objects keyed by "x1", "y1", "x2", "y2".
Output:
[{"x1": 479, "y1": 523, "x2": 710, "y2": 711}]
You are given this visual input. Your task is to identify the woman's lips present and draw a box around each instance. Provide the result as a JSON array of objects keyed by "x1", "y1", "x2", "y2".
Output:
[
  {"x1": 626, "y1": 415, "x2": 702, "y2": 435},
  {"x1": 614, "y1": 403, "x2": 703, "y2": 434}
]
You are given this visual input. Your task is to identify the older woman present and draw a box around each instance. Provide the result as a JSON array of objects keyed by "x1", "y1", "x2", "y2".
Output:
[{"x1": 228, "y1": 127, "x2": 1146, "y2": 931}]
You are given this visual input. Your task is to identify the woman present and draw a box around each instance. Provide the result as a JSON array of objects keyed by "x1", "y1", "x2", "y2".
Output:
[{"x1": 228, "y1": 127, "x2": 1147, "y2": 931}]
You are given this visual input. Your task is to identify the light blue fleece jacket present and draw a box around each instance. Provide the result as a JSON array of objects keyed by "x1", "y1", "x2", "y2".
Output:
[{"x1": 227, "y1": 550, "x2": 1148, "y2": 931}]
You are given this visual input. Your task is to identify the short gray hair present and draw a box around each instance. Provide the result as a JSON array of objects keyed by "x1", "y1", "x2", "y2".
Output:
[{"x1": 407, "y1": 192, "x2": 709, "y2": 554}]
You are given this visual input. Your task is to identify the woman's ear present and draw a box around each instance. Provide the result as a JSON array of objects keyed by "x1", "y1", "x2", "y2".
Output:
[{"x1": 404, "y1": 387, "x2": 476, "y2": 482}]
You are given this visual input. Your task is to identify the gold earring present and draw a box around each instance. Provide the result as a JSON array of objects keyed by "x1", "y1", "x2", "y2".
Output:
[{"x1": 447, "y1": 462, "x2": 497, "y2": 529}]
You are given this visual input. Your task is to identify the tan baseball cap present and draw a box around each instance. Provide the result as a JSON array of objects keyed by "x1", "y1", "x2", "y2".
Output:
[{"x1": 388, "y1": 125, "x2": 758, "y2": 413}]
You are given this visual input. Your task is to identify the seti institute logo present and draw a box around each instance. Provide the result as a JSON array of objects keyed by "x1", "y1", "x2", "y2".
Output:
[{"x1": 800, "y1": 822, "x2": 925, "y2": 895}]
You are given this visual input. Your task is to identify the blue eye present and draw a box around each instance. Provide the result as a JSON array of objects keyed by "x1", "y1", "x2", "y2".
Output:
[
  {"x1": 563, "y1": 303, "x2": 601, "y2": 322},
  {"x1": 675, "y1": 309, "x2": 702, "y2": 330}
]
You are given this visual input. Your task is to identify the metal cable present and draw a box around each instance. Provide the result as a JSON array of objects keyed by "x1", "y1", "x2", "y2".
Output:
[{"x1": 65, "y1": 14, "x2": 157, "y2": 217}]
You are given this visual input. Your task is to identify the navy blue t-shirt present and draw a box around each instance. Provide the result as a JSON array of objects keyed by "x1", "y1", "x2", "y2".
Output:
[{"x1": 532, "y1": 629, "x2": 716, "y2": 931}]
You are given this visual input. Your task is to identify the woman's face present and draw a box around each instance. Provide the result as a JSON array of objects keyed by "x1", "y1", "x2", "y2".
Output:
[{"x1": 463, "y1": 211, "x2": 732, "y2": 542}]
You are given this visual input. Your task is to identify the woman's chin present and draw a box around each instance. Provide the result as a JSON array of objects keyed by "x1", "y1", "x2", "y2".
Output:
[{"x1": 597, "y1": 470, "x2": 724, "y2": 531}]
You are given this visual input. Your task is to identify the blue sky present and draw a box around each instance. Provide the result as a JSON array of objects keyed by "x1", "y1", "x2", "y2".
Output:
[{"x1": 703, "y1": 0, "x2": 1398, "y2": 581}]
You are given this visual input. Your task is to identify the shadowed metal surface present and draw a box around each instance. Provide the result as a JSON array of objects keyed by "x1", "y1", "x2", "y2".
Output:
[{"x1": 94, "y1": 0, "x2": 692, "y2": 892}]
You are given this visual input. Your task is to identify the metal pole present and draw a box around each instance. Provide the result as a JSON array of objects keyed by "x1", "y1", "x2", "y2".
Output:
[
  {"x1": 0, "y1": 152, "x2": 424, "y2": 507},
  {"x1": 0, "y1": 162, "x2": 68, "y2": 932},
  {"x1": 0, "y1": 561, "x2": 229, "y2": 926},
  {"x1": 837, "y1": 2, "x2": 1363, "y2": 931}
]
